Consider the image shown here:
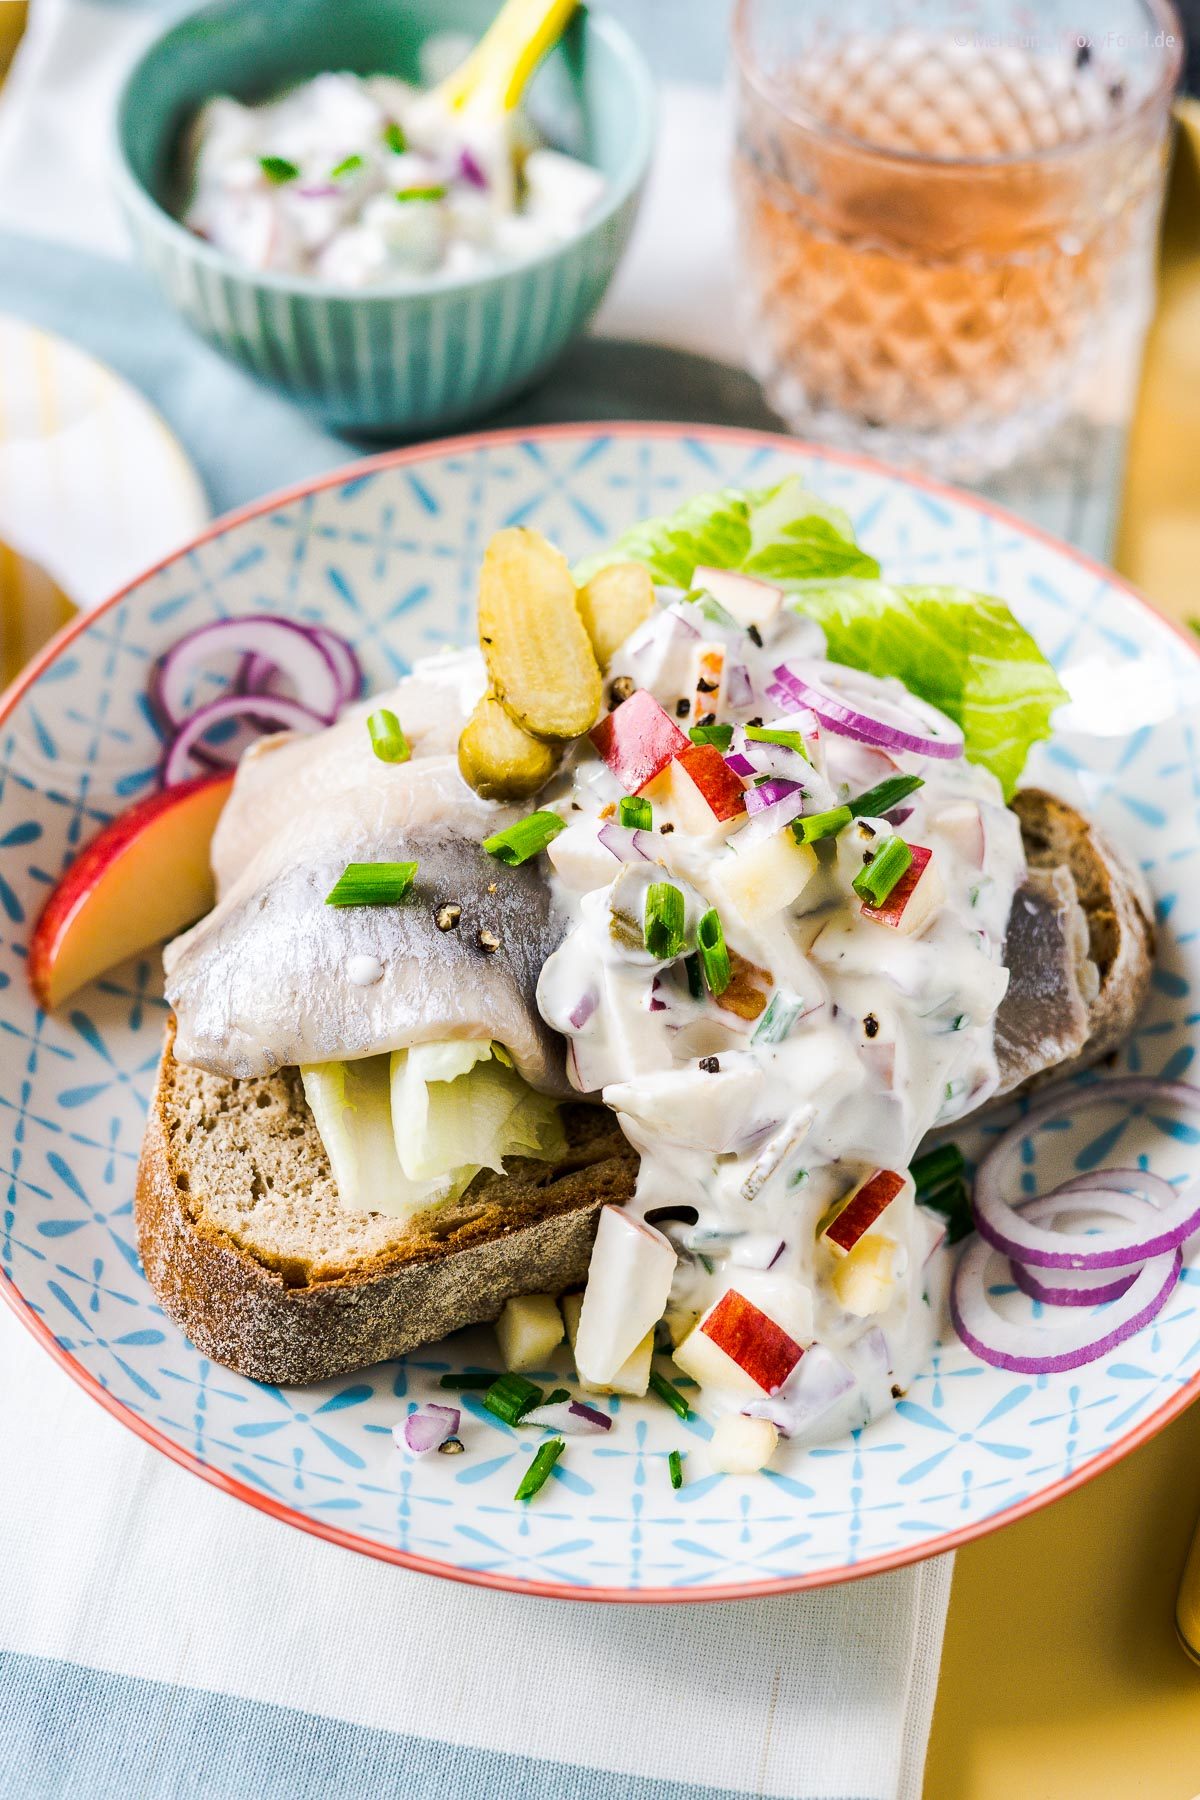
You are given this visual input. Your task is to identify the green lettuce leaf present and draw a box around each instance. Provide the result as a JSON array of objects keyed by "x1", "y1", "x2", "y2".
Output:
[
  {"x1": 795, "y1": 580, "x2": 1068, "y2": 799},
  {"x1": 581, "y1": 477, "x2": 1065, "y2": 798},
  {"x1": 576, "y1": 477, "x2": 878, "y2": 588}
]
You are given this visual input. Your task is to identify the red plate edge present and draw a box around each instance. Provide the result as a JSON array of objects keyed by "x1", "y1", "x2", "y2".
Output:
[{"x1": 3, "y1": 417, "x2": 1198, "y2": 1605}]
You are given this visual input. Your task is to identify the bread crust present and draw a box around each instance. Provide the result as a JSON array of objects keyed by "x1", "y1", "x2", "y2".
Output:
[
  {"x1": 135, "y1": 1032, "x2": 637, "y2": 1385},
  {"x1": 1008, "y1": 787, "x2": 1154, "y2": 1087}
]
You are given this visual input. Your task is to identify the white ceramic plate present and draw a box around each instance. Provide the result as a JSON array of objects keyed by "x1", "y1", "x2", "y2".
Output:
[{"x1": 3, "y1": 423, "x2": 1198, "y2": 1602}]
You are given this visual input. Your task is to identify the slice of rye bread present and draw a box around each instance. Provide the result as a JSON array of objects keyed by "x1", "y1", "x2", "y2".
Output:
[
  {"x1": 136, "y1": 1021, "x2": 637, "y2": 1385},
  {"x1": 135, "y1": 788, "x2": 1153, "y2": 1385}
]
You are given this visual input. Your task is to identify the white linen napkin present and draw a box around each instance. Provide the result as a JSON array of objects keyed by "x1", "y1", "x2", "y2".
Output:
[{"x1": 0, "y1": 7, "x2": 953, "y2": 1795}]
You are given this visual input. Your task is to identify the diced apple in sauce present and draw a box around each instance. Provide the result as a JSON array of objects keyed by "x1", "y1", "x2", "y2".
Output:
[
  {"x1": 693, "y1": 565, "x2": 783, "y2": 634},
  {"x1": 656, "y1": 742, "x2": 746, "y2": 835},
  {"x1": 689, "y1": 640, "x2": 725, "y2": 720},
  {"x1": 605, "y1": 1058, "x2": 767, "y2": 1155},
  {"x1": 933, "y1": 802, "x2": 985, "y2": 869},
  {"x1": 572, "y1": 1206, "x2": 675, "y2": 1387},
  {"x1": 859, "y1": 843, "x2": 945, "y2": 936},
  {"x1": 495, "y1": 1293, "x2": 564, "y2": 1372},
  {"x1": 831, "y1": 1235, "x2": 898, "y2": 1316},
  {"x1": 546, "y1": 820, "x2": 624, "y2": 892},
  {"x1": 713, "y1": 832, "x2": 818, "y2": 921},
  {"x1": 820, "y1": 1169, "x2": 911, "y2": 1257},
  {"x1": 589, "y1": 687, "x2": 689, "y2": 794},
  {"x1": 562, "y1": 1290, "x2": 654, "y2": 1397},
  {"x1": 709, "y1": 1412, "x2": 780, "y2": 1475},
  {"x1": 674, "y1": 1286, "x2": 806, "y2": 1396}
]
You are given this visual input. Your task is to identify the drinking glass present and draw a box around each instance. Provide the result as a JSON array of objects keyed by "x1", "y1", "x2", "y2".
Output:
[{"x1": 733, "y1": 0, "x2": 1184, "y2": 477}]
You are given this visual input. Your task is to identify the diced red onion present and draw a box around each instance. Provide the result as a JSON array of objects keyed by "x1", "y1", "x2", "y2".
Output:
[
  {"x1": 769, "y1": 664, "x2": 964, "y2": 760},
  {"x1": 744, "y1": 1344, "x2": 855, "y2": 1436},
  {"x1": 735, "y1": 780, "x2": 808, "y2": 847},
  {"x1": 725, "y1": 663, "x2": 755, "y2": 709},
  {"x1": 297, "y1": 183, "x2": 341, "y2": 199},
  {"x1": 568, "y1": 990, "x2": 598, "y2": 1030},
  {"x1": 744, "y1": 777, "x2": 804, "y2": 815},
  {"x1": 597, "y1": 822, "x2": 655, "y2": 862},
  {"x1": 396, "y1": 1402, "x2": 460, "y2": 1456},
  {"x1": 724, "y1": 752, "x2": 757, "y2": 779},
  {"x1": 162, "y1": 693, "x2": 327, "y2": 785},
  {"x1": 951, "y1": 1232, "x2": 1181, "y2": 1374},
  {"x1": 458, "y1": 147, "x2": 489, "y2": 189},
  {"x1": 152, "y1": 616, "x2": 345, "y2": 730},
  {"x1": 972, "y1": 1079, "x2": 1200, "y2": 1269},
  {"x1": 523, "y1": 1399, "x2": 611, "y2": 1433}
]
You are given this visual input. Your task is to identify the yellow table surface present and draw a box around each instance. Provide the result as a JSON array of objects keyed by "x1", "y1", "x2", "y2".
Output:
[{"x1": 929, "y1": 103, "x2": 1200, "y2": 1798}]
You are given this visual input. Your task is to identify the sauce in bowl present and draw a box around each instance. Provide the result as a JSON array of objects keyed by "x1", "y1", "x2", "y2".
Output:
[{"x1": 182, "y1": 67, "x2": 606, "y2": 286}]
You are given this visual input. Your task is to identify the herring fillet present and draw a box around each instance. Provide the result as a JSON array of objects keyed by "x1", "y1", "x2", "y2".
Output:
[
  {"x1": 164, "y1": 655, "x2": 571, "y2": 1094},
  {"x1": 993, "y1": 865, "x2": 1094, "y2": 1096}
]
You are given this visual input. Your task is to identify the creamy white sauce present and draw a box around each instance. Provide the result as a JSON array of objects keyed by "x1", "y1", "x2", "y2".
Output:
[
  {"x1": 182, "y1": 69, "x2": 605, "y2": 285},
  {"x1": 536, "y1": 594, "x2": 1025, "y2": 1453}
]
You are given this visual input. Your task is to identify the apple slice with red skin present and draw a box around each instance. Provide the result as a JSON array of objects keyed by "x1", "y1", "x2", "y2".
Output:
[
  {"x1": 697, "y1": 1288, "x2": 805, "y2": 1394},
  {"x1": 666, "y1": 741, "x2": 747, "y2": 828},
  {"x1": 29, "y1": 772, "x2": 233, "y2": 1010},
  {"x1": 589, "y1": 688, "x2": 688, "y2": 794},
  {"x1": 860, "y1": 843, "x2": 944, "y2": 935},
  {"x1": 822, "y1": 1168, "x2": 907, "y2": 1256}
]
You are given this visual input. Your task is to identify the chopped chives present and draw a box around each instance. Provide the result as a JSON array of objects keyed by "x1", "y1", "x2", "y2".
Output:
[
  {"x1": 745, "y1": 724, "x2": 808, "y2": 758},
  {"x1": 910, "y1": 1142, "x2": 965, "y2": 1197},
  {"x1": 439, "y1": 1371, "x2": 497, "y2": 1390},
  {"x1": 753, "y1": 990, "x2": 804, "y2": 1045},
  {"x1": 395, "y1": 183, "x2": 447, "y2": 202},
  {"x1": 696, "y1": 908, "x2": 731, "y2": 997},
  {"x1": 367, "y1": 707, "x2": 410, "y2": 763},
  {"x1": 852, "y1": 836, "x2": 913, "y2": 907},
  {"x1": 515, "y1": 1437, "x2": 564, "y2": 1501},
  {"x1": 483, "y1": 1372, "x2": 544, "y2": 1426},
  {"x1": 848, "y1": 774, "x2": 924, "y2": 819},
  {"x1": 259, "y1": 154, "x2": 299, "y2": 184},
  {"x1": 792, "y1": 804, "x2": 852, "y2": 844},
  {"x1": 543, "y1": 1387, "x2": 571, "y2": 1407},
  {"x1": 684, "y1": 952, "x2": 703, "y2": 1001},
  {"x1": 383, "y1": 120, "x2": 407, "y2": 153},
  {"x1": 325, "y1": 860, "x2": 417, "y2": 906},
  {"x1": 331, "y1": 152, "x2": 365, "y2": 178},
  {"x1": 619, "y1": 795, "x2": 652, "y2": 830},
  {"x1": 648, "y1": 1370, "x2": 691, "y2": 1420},
  {"x1": 644, "y1": 882, "x2": 686, "y2": 960},
  {"x1": 668, "y1": 1449, "x2": 684, "y2": 1490},
  {"x1": 483, "y1": 810, "x2": 565, "y2": 866},
  {"x1": 689, "y1": 723, "x2": 734, "y2": 751}
]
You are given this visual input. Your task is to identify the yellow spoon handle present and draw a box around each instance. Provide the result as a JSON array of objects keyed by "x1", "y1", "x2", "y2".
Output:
[{"x1": 437, "y1": 0, "x2": 580, "y2": 116}]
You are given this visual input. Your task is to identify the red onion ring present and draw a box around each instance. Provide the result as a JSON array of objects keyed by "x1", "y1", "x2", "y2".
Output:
[
  {"x1": 973, "y1": 1079, "x2": 1200, "y2": 1269},
  {"x1": 769, "y1": 664, "x2": 964, "y2": 760},
  {"x1": 1005, "y1": 1188, "x2": 1159, "y2": 1306},
  {"x1": 153, "y1": 616, "x2": 345, "y2": 730},
  {"x1": 162, "y1": 693, "x2": 327, "y2": 785},
  {"x1": 951, "y1": 1233, "x2": 1181, "y2": 1374}
]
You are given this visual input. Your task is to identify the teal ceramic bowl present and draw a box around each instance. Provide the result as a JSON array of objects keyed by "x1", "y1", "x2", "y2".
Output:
[{"x1": 114, "y1": 0, "x2": 653, "y2": 435}]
